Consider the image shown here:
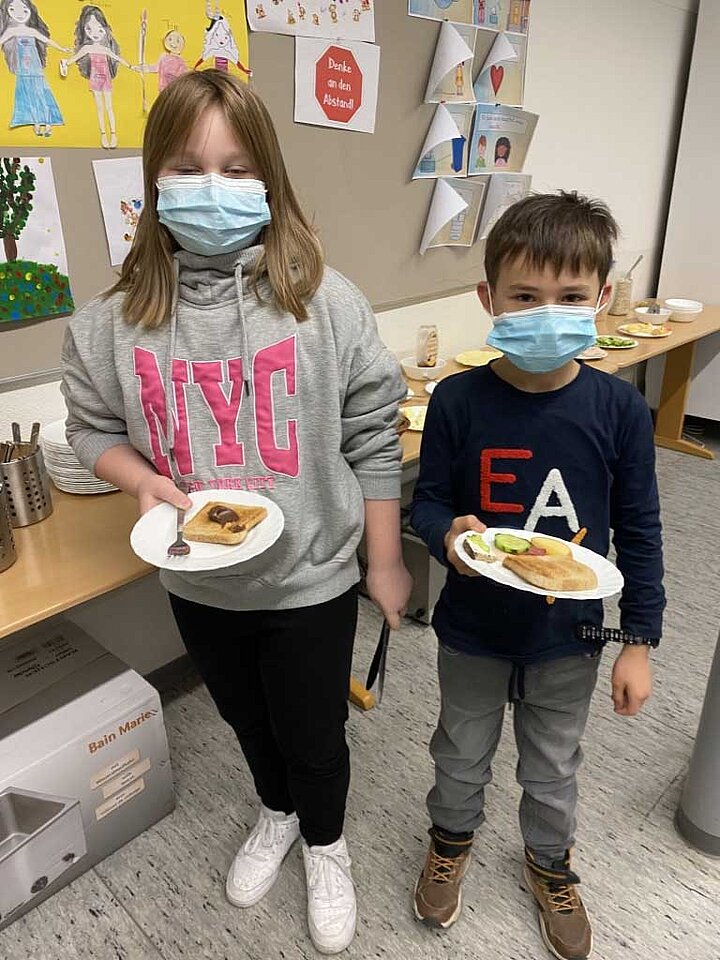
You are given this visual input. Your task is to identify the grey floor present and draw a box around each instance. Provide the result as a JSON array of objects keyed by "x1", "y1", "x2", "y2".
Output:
[{"x1": 2, "y1": 433, "x2": 720, "y2": 960}]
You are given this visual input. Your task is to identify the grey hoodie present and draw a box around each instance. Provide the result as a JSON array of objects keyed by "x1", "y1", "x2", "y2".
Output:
[{"x1": 61, "y1": 245, "x2": 405, "y2": 610}]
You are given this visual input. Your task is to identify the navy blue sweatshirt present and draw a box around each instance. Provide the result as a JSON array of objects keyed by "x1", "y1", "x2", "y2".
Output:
[{"x1": 410, "y1": 363, "x2": 665, "y2": 663}]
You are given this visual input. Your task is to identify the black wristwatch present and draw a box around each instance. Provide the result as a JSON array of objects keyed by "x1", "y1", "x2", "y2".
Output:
[{"x1": 576, "y1": 624, "x2": 660, "y2": 649}]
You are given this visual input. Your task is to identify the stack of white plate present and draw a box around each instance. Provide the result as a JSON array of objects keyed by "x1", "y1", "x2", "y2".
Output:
[{"x1": 40, "y1": 419, "x2": 118, "y2": 495}]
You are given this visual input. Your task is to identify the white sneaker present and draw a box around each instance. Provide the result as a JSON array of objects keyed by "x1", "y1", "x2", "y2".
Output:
[
  {"x1": 225, "y1": 805, "x2": 300, "y2": 907},
  {"x1": 303, "y1": 836, "x2": 357, "y2": 954}
]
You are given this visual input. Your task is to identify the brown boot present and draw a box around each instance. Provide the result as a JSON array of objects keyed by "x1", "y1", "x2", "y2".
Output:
[
  {"x1": 413, "y1": 829, "x2": 473, "y2": 929},
  {"x1": 523, "y1": 849, "x2": 592, "y2": 960}
]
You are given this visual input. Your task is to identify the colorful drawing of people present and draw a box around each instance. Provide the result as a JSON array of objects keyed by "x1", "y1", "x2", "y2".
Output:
[
  {"x1": 60, "y1": 5, "x2": 134, "y2": 150},
  {"x1": 134, "y1": 29, "x2": 189, "y2": 93},
  {"x1": 494, "y1": 135, "x2": 511, "y2": 166},
  {"x1": 0, "y1": 0, "x2": 67, "y2": 137},
  {"x1": 475, "y1": 133, "x2": 487, "y2": 169},
  {"x1": 194, "y1": 1, "x2": 252, "y2": 81}
]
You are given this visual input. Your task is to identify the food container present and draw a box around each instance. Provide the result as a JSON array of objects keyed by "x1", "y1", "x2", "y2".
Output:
[
  {"x1": 401, "y1": 357, "x2": 447, "y2": 381},
  {"x1": 608, "y1": 277, "x2": 633, "y2": 316},
  {"x1": 663, "y1": 298, "x2": 704, "y2": 322},
  {"x1": 634, "y1": 306, "x2": 672, "y2": 324},
  {"x1": 415, "y1": 324, "x2": 439, "y2": 367},
  {"x1": 0, "y1": 447, "x2": 53, "y2": 528},
  {"x1": 0, "y1": 483, "x2": 16, "y2": 573}
]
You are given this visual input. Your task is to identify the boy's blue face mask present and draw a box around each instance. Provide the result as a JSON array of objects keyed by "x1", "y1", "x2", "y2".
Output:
[
  {"x1": 156, "y1": 173, "x2": 272, "y2": 256},
  {"x1": 486, "y1": 292, "x2": 601, "y2": 373}
]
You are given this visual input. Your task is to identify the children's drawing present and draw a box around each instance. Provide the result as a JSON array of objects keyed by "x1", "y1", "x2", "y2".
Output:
[
  {"x1": 467, "y1": 104, "x2": 537, "y2": 175},
  {"x1": 249, "y1": 0, "x2": 375, "y2": 42},
  {"x1": 474, "y1": 29, "x2": 526, "y2": 106},
  {"x1": 0, "y1": 156, "x2": 73, "y2": 323},
  {"x1": 2, "y1": 1, "x2": 252, "y2": 148},
  {"x1": 420, "y1": 176, "x2": 487, "y2": 254},
  {"x1": 424, "y1": 21, "x2": 476, "y2": 104},
  {"x1": 0, "y1": 0, "x2": 67, "y2": 137},
  {"x1": 92, "y1": 156, "x2": 144, "y2": 266},
  {"x1": 413, "y1": 103, "x2": 475, "y2": 179},
  {"x1": 505, "y1": 0, "x2": 530, "y2": 34},
  {"x1": 60, "y1": 5, "x2": 134, "y2": 149},
  {"x1": 477, "y1": 172, "x2": 531, "y2": 238},
  {"x1": 194, "y1": 1, "x2": 251, "y2": 80},
  {"x1": 134, "y1": 25, "x2": 189, "y2": 96},
  {"x1": 409, "y1": 0, "x2": 507, "y2": 29}
]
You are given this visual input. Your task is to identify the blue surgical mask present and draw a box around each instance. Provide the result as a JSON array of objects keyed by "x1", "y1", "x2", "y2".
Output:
[
  {"x1": 156, "y1": 174, "x2": 271, "y2": 256},
  {"x1": 486, "y1": 299, "x2": 599, "y2": 373}
]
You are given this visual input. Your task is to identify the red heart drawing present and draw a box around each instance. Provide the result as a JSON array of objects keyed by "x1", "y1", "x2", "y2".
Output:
[{"x1": 490, "y1": 64, "x2": 504, "y2": 95}]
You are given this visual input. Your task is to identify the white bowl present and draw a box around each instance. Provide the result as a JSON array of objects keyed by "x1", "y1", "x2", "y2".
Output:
[
  {"x1": 663, "y1": 298, "x2": 703, "y2": 322},
  {"x1": 634, "y1": 306, "x2": 672, "y2": 323},
  {"x1": 400, "y1": 356, "x2": 447, "y2": 380}
]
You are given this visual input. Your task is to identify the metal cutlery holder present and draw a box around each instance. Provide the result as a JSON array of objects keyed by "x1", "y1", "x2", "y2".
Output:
[
  {"x1": 0, "y1": 447, "x2": 53, "y2": 528},
  {"x1": 0, "y1": 482, "x2": 16, "y2": 572}
]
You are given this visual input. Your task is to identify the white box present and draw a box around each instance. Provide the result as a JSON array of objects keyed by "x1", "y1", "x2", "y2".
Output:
[{"x1": 0, "y1": 621, "x2": 175, "y2": 930}]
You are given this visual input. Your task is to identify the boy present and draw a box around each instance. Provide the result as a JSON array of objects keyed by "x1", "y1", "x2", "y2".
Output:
[{"x1": 410, "y1": 192, "x2": 664, "y2": 960}]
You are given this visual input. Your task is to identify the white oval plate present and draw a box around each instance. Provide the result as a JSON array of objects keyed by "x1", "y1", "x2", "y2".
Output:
[
  {"x1": 454, "y1": 527, "x2": 623, "y2": 600},
  {"x1": 131, "y1": 490, "x2": 284, "y2": 572},
  {"x1": 617, "y1": 323, "x2": 671, "y2": 339}
]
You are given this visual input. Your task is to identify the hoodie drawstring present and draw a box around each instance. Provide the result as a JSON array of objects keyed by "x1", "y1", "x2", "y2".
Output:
[
  {"x1": 165, "y1": 257, "x2": 181, "y2": 483},
  {"x1": 234, "y1": 262, "x2": 251, "y2": 397}
]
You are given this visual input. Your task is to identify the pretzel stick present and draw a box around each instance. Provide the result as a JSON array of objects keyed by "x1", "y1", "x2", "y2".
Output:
[{"x1": 546, "y1": 528, "x2": 587, "y2": 605}]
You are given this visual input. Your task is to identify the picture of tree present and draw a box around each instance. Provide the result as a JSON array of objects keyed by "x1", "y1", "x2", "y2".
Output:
[
  {"x1": 1, "y1": 157, "x2": 35, "y2": 261},
  {"x1": 0, "y1": 155, "x2": 73, "y2": 323}
]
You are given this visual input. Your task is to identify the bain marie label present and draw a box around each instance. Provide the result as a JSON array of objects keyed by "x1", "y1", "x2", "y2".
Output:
[{"x1": 87, "y1": 708, "x2": 158, "y2": 755}]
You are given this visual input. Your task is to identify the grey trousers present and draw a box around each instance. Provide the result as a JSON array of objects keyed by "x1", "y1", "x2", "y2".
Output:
[{"x1": 428, "y1": 644, "x2": 601, "y2": 865}]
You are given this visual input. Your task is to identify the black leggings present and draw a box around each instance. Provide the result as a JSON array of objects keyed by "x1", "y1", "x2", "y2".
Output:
[{"x1": 169, "y1": 586, "x2": 358, "y2": 847}]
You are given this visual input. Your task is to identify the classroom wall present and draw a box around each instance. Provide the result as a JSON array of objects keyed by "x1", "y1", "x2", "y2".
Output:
[{"x1": 0, "y1": 0, "x2": 698, "y2": 384}]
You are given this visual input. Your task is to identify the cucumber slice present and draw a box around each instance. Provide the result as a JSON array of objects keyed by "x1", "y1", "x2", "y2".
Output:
[{"x1": 494, "y1": 533, "x2": 531, "y2": 554}]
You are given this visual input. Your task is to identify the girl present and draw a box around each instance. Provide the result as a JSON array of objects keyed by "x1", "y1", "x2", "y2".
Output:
[
  {"x1": 0, "y1": 0, "x2": 66, "y2": 137},
  {"x1": 194, "y1": 1, "x2": 252, "y2": 80},
  {"x1": 61, "y1": 70, "x2": 411, "y2": 955},
  {"x1": 60, "y1": 5, "x2": 132, "y2": 149},
  {"x1": 494, "y1": 135, "x2": 511, "y2": 166}
]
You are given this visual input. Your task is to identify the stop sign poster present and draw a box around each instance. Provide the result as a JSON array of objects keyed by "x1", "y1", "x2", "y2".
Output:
[{"x1": 295, "y1": 39, "x2": 380, "y2": 134}]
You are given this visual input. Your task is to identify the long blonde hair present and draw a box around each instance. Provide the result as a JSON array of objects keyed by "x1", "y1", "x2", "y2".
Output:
[{"x1": 111, "y1": 70, "x2": 324, "y2": 326}]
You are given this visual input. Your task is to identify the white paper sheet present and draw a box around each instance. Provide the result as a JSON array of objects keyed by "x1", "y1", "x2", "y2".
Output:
[
  {"x1": 474, "y1": 31, "x2": 526, "y2": 106},
  {"x1": 420, "y1": 176, "x2": 487, "y2": 254},
  {"x1": 425, "y1": 22, "x2": 477, "y2": 104},
  {"x1": 92, "y1": 157, "x2": 145, "y2": 266},
  {"x1": 413, "y1": 103, "x2": 475, "y2": 179},
  {"x1": 1, "y1": 156, "x2": 73, "y2": 323},
  {"x1": 250, "y1": 0, "x2": 375, "y2": 42},
  {"x1": 477, "y1": 172, "x2": 531, "y2": 238},
  {"x1": 294, "y1": 38, "x2": 380, "y2": 134}
]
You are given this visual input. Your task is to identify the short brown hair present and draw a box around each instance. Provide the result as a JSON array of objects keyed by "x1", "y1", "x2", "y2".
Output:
[
  {"x1": 484, "y1": 191, "x2": 618, "y2": 288},
  {"x1": 111, "y1": 70, "x2": 323, "y2": 328}
]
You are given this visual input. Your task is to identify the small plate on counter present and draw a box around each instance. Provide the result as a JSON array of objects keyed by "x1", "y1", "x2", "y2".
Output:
[
  {"x1": 455, "y1": 349, "x2": 502, "y2": 367},
  {"x1": 595, "y1": 336, "x2": 639, "y2": 350},
  {"x1": 617, "y1": 322, "x2": 672, "y2": 339},
  {"x1": 577, "y1": 346, "x2": 608, "y2": 361}
]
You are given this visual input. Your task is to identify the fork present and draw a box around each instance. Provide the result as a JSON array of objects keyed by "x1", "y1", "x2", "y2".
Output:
[{"x1": 167, "y1": 504, "x2": 191, "y2": 557}]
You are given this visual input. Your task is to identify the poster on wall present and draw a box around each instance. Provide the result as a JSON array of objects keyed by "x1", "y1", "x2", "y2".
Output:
[
  {"x1": 420, "y1": 176, "x2": 486, "y2": 254},
  {"x1": 409, "y1": 0, "x2": 508, "y2": 30},
  {"x1": 0, "y1": 1, "x2": 251, "y2": 149},
  {"x1": 467, "y1": 104, "x2": 537, "y2": 174},
  {"x1": 249, "y1": 0, "x2": 375, "y2": 42},
  {"x1": 92, "y1": 157, "x2": 144, "y2": 266},
  {"x1": 477, "y1": 172, "x2": 531, "y2": 238},
  {"x1": 413, "y1": 102, "x2": 474, "y2": 179},
  {"x1": 473, "y1": 31, "x2": 526, "y2": 107},
  {"x1": 425, "y1": 21, "x2": 477, "y2": 104},
  {"x1": 0, "y1": 156, "x2": 73, "y2": 324},
  {"x1": 294, "y1": 38, "x2": 379, "y2": 134}
]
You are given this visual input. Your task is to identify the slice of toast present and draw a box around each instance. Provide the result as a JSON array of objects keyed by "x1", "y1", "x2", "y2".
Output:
[
  {"x1": 502, "y1": 553, "x2": 598, "y2": 592},
  {"x1": 184, "y1": 501, "x2": 268, "y2": 546}
]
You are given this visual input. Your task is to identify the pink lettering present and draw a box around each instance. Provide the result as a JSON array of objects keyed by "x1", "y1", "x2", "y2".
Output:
[
  {"x1": 133, "y1": 348, "x2": 193, "y2": 477},
  {"x1": 253, "y1": 336, "x2": 299, "y2": 477},
  {"x1": 191, "y1": 358, "x2": 245, "y2": 467}
]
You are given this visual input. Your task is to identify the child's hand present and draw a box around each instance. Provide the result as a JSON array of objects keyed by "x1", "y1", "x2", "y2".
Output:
[
  {"x1": 611, "y1": 645, "x2": 652, "y2": 716},
  {"x1": 444, "y1": 515, "x2": 487, "y2": 576},
  {"x1": 137, "y1": 475, "x2": 192, "y2": 516},
  {"x1": 365, "y1": 561, "x2": 413, "y2": 630}
]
